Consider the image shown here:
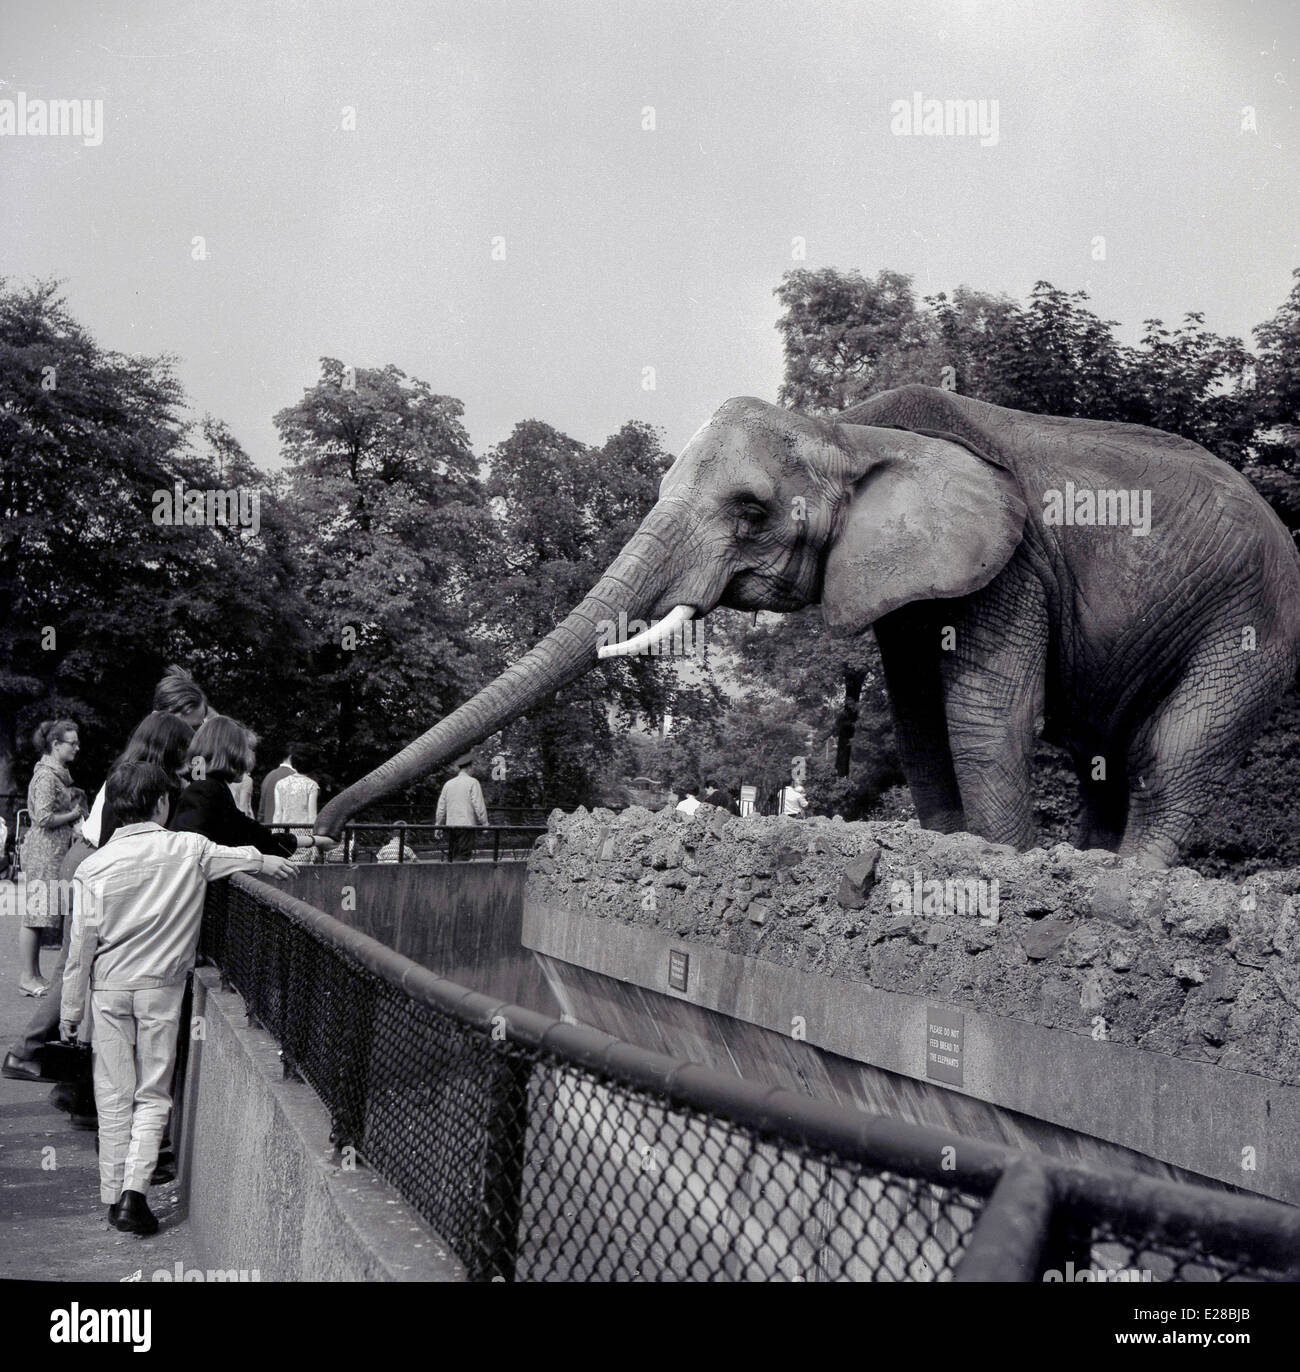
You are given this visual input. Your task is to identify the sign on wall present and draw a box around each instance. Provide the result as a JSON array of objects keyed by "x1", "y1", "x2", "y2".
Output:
[
  {"x1": 926, "y1": 1005, "x2": 964, "y2": 1086},
  {"x1": 668, "y1": 948, "x2": 690, "y2": 993}
]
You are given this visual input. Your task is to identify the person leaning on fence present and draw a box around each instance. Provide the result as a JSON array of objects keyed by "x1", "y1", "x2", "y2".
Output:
[
  {"x1": 169, "y1": 716, "x2": 322, "y2": 860},
  {"x1": 435, "y1": 754, "x2": 488, "y2": 862},
  {"x1": 59, "y1": 762, "x2": 296, "y2": 1236}
]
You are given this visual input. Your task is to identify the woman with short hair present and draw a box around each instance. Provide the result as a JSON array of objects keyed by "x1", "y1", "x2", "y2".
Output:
[{"x1": 169, "y1": 716, "x2": 310, "y2": 857}]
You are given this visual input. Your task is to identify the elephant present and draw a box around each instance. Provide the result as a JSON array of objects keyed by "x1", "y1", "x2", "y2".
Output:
[{"x1": 315, "y1": 384, "x2": 1300, "y2": 870}]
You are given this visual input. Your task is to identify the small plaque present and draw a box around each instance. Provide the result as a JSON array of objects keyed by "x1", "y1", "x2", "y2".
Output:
[
  {"x1": 925, "y1": 1005, "x2": 964, "y2": 1086},
  {"x1": 668, "y1": 949, "x2": 690, "y2": 993}
]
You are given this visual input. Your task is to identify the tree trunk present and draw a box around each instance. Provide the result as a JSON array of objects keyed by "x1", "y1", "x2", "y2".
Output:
[{"x1": 835, "y1": 667, "x2": 866, "y2": 777}]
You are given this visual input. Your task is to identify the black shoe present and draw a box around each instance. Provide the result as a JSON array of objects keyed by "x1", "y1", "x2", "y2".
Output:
[
  {"x1": 49, "y1": 1082, "x2": 97, "y2": 1128},
  {"x1": 151, "y1": 1148, "x2": 176, "y2": 1185},
  {"x1": 109, "y1": 1190, "x2": 159, "y2": 1236},
  {"x1": 2, "y1": 1052, "x2": 41, "y2": 1082}
]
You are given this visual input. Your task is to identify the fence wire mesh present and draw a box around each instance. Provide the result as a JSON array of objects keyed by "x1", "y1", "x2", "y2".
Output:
[{"x1": 198, "y1": 878, "x2": 1299, "y2": 1283}]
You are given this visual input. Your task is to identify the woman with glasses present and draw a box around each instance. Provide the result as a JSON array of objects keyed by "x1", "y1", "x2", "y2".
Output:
[{"x1": 17, "y1": 720, "x2": 86, "y2": 996}]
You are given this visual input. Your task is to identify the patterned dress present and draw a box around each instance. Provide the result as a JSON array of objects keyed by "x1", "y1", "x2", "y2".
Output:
[
  {"x1": 20, "y1": 758, "x2": 77, "y2": 928},
  {"x1": 273, "y1": 771, "x2": 320, "y2": 866}
]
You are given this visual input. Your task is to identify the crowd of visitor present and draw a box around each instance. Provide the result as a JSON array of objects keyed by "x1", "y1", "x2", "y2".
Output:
[{"x1": 1, "y1": 665, "x2": 501, "y2": 1236}]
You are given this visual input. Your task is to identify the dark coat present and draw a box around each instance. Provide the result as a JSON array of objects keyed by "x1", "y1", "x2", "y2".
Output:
[
  {"x1": 703, "y1": 788, "x2": 738, "y2": 815},
  {"x1": 257, "y1": 763, "x2": 295, "y2": 825},
  {"x1": 169, "y1": 778, "x2": 295, "y2": 856}
]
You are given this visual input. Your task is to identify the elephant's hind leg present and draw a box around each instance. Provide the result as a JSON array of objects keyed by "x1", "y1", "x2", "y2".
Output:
[{"x1": 1120, "y1": 639, "x2": 1296, "y2": 869}]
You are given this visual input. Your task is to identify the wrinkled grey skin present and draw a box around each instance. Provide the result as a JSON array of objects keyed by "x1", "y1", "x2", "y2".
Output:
[{"x1": 317, "y1": 385, "x2": 1300, "y2": 869}]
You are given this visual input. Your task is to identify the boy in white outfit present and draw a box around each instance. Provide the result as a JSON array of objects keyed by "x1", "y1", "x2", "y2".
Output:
[{"x1": 59, "y1": 761, "x2": 295, "y2": 1235}]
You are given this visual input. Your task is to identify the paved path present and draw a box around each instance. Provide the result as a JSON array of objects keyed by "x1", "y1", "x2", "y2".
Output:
[{"x1": 0, "y1": 905, "x2": 199, "y2": 1281}]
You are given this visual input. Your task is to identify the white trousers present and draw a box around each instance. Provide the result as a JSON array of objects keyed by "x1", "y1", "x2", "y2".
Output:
[{"x1": 90, "y1": 984, "x2": 184, "y2": 1204}]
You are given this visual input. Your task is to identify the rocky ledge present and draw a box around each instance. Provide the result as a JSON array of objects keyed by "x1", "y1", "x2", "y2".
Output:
[{"x1": 526, "y1": 805, "x2": 1300, "y2": 1086}]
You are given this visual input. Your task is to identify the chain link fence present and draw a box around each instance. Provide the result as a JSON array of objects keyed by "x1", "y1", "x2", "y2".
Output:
[{"x1": 198, "y1": 876, "x2": 1300, "y2": 1283}]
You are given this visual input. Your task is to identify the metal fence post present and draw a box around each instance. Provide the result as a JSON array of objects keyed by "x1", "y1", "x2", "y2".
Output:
[
  {"x1": 954, "y1": 1160, "x2": 1056, "y2": 1282},
  {"x1": 470, "y1": 1052, "x2": 533, "y2": 1282}
]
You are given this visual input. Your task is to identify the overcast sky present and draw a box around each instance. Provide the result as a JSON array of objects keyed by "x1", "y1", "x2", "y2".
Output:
[{"x1": 4, "y1": 0, "x2": 1298, "y2": 466}]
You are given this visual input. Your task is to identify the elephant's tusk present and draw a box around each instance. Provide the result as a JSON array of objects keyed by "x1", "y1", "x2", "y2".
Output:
[{"x1": 597, "y1": 604, "x2": 695, "y2": 659}]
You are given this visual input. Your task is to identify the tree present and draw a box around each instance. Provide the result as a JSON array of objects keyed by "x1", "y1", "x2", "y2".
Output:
[
  {"x1": 0, "y1": 280, "x2": 305, "y2": 812},
  {"x1": 479, "y1": 419, "x2": 682, "y2": 805},
  {"x1": 775, "y1": 268, "x2": 932, "y2": 413},
  {"x1": 273, "y1": 359, "x2": 490, "y2": 790}
]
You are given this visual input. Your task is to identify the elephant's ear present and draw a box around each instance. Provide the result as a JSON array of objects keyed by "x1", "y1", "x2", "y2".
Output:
[{"x1": 820, "y1": 425, "x2": 1027, "y2": 637}]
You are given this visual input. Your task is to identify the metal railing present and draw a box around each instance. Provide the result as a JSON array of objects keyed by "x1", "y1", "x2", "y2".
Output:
[
  {"x1": 198, "y1": 875, "x2": 1300, "y2": 1283},
  {"x1": 273, "y1": 822, "x2": 547, "y2": 864}
]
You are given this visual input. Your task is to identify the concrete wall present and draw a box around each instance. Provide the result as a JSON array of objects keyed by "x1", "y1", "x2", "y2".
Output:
[
  {"x1": 526, "y1": 805, "x2": 1300, "y2": 1206},
  {"x1": 292, "y1": 862, "x2": 555, "y2": 1012},
  {"x1": 180, "y1": 966, "x2": 464, "y2": 1281}
]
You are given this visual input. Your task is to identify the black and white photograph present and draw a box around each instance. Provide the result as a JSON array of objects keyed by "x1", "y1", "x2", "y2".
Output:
[{"x1": 2, "y1": 0, "x2": 1300, "y2": 1333}]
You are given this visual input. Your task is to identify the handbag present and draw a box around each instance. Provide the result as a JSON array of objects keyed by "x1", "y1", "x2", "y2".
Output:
[{"x1": 35, "y1": 1040, "x2": 92, "y2": 1084}]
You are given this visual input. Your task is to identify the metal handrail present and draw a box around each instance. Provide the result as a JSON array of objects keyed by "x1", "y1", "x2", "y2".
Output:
[{"x1": 270, "y1": 821, "x2": 547, "y2": 863}]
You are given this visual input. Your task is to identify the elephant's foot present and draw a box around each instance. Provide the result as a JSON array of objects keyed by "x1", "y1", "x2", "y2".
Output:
[
  {"x1": 1117, "y1": 811, "x2": 1188, "y2": 870},
  {"x1": 913, "y1": 804, "x2": 967, "y2": 835}
]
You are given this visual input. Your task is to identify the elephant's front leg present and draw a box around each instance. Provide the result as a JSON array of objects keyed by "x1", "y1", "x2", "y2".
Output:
[
  {"x1": 939, "y1": 562, "x2": 1050, "y2": 850},
  {"x1": 875, "y1": 607, "x2": 966, "y2": 834}
]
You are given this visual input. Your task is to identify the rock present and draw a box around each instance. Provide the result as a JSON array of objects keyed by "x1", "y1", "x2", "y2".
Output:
[
  {"x1": 1021, "y1": 919, "x2": 1069, "y2": 961},
  {"x1": 1090, "y1": 869, "x2": 1133, "y2": 925},
  {"x1": 1063, "y1": 927, "x2": 1103, "y2": 967},
  {"x1": 1204, "y1": 964, "x2": 1237, "y2": 1002},
  {"x1": 1172, "y1": 959, "x2": 1206, "y2": 986},
  {"x1": 749, "y1": 902, "x2": 770, "y2": 926},
  {"x1": 1108, "y1": 939, "x2": 1137, "y2": 972},
  {"x1": 837, "y1": 844, "x2": 882, "y2": 910},
  {"x1": 1079, "y1": 970, "x2": 1105, "y2": 1013}
]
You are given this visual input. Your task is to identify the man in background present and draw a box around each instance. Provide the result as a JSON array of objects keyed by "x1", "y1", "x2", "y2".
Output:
[
  {"x1": 435, "y1": 754, "x2": 488, "y2": 862},
  {"x1": 257, "y1": 748, "x2": 297, "y2": 825}
]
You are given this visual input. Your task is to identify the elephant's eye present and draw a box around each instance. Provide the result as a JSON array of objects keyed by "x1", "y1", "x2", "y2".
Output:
[{"x1": 733, "y1": 497, "x2": 768, "y2": 534}]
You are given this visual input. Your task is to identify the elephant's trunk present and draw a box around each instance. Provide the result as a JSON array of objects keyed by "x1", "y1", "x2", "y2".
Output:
[{"x1": 314, "y1": 499, "x2": 688, "y2": 837}]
